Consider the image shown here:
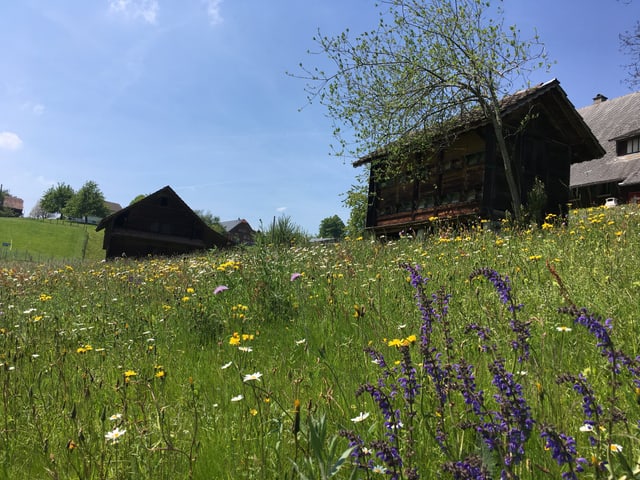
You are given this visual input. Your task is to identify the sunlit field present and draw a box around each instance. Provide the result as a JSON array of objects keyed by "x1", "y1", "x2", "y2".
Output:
[{"x1": 0, "y1": 205, "x2": 638, "y2": 479}]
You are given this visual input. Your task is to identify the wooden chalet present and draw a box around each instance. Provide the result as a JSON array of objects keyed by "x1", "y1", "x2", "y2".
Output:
[
  {"x1": 96, "y1": 186, "x2": 229, "y2": 259},
  {"x1": 570, "y1": 91, "x2": 640, "y2": 206},
  {"x1": 354, "y1": 79, "x2": 605, "y2": 235},
  {"x1": 220, "y1": 219, "x2": 255, "y2": 245}
]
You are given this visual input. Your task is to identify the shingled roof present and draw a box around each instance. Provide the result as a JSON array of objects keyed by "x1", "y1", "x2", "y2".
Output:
[
  {"x1": 354, "y1": 79, "x2": 603, "y2": 167},
  {"x1": 570, "y1": 91, "x2": 640, "y2": 188}
]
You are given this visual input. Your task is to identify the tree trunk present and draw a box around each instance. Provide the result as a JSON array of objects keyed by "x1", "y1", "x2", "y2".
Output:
[{"x1": 490, "y1": 110, "x2": 522, "y2": 221}]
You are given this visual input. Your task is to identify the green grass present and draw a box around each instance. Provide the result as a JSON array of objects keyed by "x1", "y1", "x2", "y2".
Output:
[
  {"x1": 0, "y1": 206, "x2": 639, "y2": 479},
  {"x1": 0, "y1": 217, "x2": 105, "y2": 262}
]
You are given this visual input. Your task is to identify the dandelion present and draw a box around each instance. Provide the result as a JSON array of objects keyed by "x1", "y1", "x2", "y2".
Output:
[
  {"x1": 124, "y1": 370, "x2": 137, "y2": 378},
  {"x1": 105, "y1": 427, "x2": 126, "y2": 444},
  {"x1": 231, "y1": 394, "x2": 244, "y2": 402},
  {"x1": 249, "y1": 408, "x2": 258, "y2": 416},
  {"x1": 214, "y1": 285, "x2": 228, "y2": 295},
  {"x1": 243, "y1": 372, "x2": 263, "y2": 382},
  {"x1": 351, "y1": 412, "x2": 370, "y2": 423},
  {"x1": 221, "y1": 361, "x2": 233, "y2": 369}
]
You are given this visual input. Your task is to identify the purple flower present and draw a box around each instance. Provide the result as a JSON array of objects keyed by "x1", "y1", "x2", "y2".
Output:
[
  {"x1": 470, "y1": 268, "x2": 523, "y2": 312},
  {"x1": 213, "y1": 285, "x2": 229, "y2": 295},
  {"x1": 290, "y1": 272, "x2": 302, "y2": 281}
]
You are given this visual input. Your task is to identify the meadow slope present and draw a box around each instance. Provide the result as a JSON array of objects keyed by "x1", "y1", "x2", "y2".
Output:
[{"x1": 0, "y1": 206, "x2": 638, "y2": 479}]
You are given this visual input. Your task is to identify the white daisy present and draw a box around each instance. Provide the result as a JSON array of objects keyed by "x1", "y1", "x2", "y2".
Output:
[
  {"x1": 243, "y1": 372, "x2": 263, "y2": 382},
  {"x1": 351, "y1": 411, "x2": 370, "y2": 423}
]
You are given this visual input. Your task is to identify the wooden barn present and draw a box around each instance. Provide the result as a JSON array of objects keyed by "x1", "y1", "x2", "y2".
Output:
[
  {"x1": 220, "y1": 219, "x2": 255, "y2": 245},
  {"x1": 354, "y1": 79, "x2": 605, "y2": 235},
  {"x1": 96, "y1": 186, "x2": 229, "y2": 259}
]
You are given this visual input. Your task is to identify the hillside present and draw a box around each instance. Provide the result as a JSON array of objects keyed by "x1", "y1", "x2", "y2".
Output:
[{"x1": 0, "y1": 217, "x2": 104, "y2": 262}]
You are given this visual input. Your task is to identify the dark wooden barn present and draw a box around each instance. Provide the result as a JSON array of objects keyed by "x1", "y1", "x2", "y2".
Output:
[
  {"x1": 96, "y1": 186, "x2": 229, "y2": 259},
  {"x1": 354, "y1": 79, "x2": 605, "y2": 235}
]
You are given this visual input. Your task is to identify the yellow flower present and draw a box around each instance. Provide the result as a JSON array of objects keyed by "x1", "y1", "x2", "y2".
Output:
[
  {"x1": 249, "y1": 408, "x2": 258, "y2": 416},
  {"x1": 124, "y1": 370, "x2": 137, "y2": 378},
  {"x1": 76, "y1": 344, "x2": 93, "y2": 354},
  {"x1": 181, "y1": 296, "x2": 190, "y2": 302},
  {"x1": 186, "y1": 287, "x2": 195, "y2": 294},
  {"x1": 155, "y1": 370, "x2": 166, "y2": 379}
]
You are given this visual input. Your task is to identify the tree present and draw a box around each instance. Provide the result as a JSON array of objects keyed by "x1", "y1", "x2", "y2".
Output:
[
  {"x1": 129, "y1": 194, "x2": 146, "y2": 205},
  {"x1": 29, "y1": 202, "x2": 50, "y2": 220},
  {"x1": 194, "y1": 209, "x2": 226, "y2": 234},
  {"x1": 40, "y1": 183, "x2": 75, "y2": 218},
  {"x1": 319, "y1": 215, "x2": 346, "y2": 239},
  {"x1": 301, "y1": 0, "x2": 549, "y2": 221},
  {"x1": 0, "y1": 187, "x2": 17, "y2": 217},
  {"x1": 621, "y1": 19, "x2": 640, "y2": 88},
  {"x1": 341, "y1": 174, "x2": 369, "y2": 238},
  {"x1": 64, "y1": 181, "x2": 109, "y2": 223}
]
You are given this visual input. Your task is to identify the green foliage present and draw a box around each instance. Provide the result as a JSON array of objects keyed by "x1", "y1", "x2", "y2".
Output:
[
  {"x1": 341, "y1": 175, "x2": 369, "y2": 238},
  {"x1": 301, "y1": 0, "x2": 551, "y2": 220},
  {"x1": 257, "y1": 215, "x2": 308, "y2": 247},
  {"x1": 524, "y1": 176, "x2": 548, "y2": 226},
  {"x1": 64, "y1": 180, "x2": 109, "y2": 223},
  {"x1": 292, "y1": 414, "x2": 355, "y2": 480},
  {"x1": 194, "y1": 209, "x2": 225, "y2": 234},
  {"x1": 129, "y1": 194, "x2": 146, "y2": 205},
  {"x1": 0, "y1": 205, "x2": 639, "y2": 478},
  {"x1": 319, "y1": 215, "x2": 345, "y2": 239},
  {"x1": 40, "y1": 182, "x2": 75, "y2": 217}
]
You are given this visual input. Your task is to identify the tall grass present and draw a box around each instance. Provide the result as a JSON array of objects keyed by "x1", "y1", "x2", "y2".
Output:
[{"x1": 0, "y1": 205, "x2": 638, "y2": 479}]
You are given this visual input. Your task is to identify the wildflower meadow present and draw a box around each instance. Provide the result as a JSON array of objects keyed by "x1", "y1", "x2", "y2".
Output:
[{"x1": 0, "y1": 205, "x2": 639, "y2": 479}]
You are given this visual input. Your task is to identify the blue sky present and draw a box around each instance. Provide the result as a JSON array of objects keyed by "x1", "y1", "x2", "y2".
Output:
[{"x1": 1, "y1": 1, "x2": 638, "y2": 234}]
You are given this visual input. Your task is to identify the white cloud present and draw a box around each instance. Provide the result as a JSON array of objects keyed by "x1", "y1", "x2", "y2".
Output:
[
  {"x1": 109, "y1": 0, "x2": 158, "y2": 24},
  {"x1": 0, "y1": 132, "x2": 23, "y2": 151},
  {"x1": 21, "y1": 102, "x2": 45, "y2": 116},
  {"x1": 204, "y1": 0, "x2": 223, "y2": 25}
]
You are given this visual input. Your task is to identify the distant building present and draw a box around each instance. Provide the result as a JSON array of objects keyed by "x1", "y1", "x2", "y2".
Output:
[
  {"x1": 96, "y1": 185, "x2": 229, "y2": 259},
  {"x1": 220, "y1": 219, "x2": 255, "y2": 245},
  {"x1": 1, "y1": 194, "x2": 24, "y2": 216},
  {"x1": 570, "y1": 91, "x2": 640, "y2": 206}
]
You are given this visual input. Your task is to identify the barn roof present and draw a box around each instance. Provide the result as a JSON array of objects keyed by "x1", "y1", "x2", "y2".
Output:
[
  {"x1": 354, "y1": 79, "x2": 604, "y2": 167},
  {"x1": 570, "y1": 91, "x2": 640, "y2": 188}
]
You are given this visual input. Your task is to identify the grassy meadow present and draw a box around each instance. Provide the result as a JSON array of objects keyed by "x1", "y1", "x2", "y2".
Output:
[
  {"x1": 0, "y1": 217, "x2": 105, "y2": 262},
  {"x1": 0, "y1": 206, "x2": 639, "y2": 479}
]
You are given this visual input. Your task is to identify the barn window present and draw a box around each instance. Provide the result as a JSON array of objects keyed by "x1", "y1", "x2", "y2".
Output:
[{"x1": 617, "y1": 136, "x2": 640, "y2": 155}]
